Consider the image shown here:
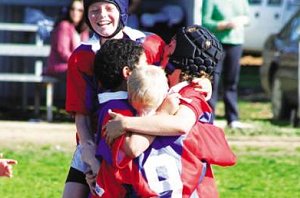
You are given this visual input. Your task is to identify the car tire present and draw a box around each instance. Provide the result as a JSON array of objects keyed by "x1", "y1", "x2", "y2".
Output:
[{"x1": 271, "y1": 73, "x2": 291, "y2": 120}]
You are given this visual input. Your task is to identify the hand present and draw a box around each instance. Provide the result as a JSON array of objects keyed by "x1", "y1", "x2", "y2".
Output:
[
  {"x1": 192, "y1": 78, "x2": 212, "y2": 101},
  {"x1": 103, "y1": 110, "x2": 126, "y2": 145},
  {"x1": 0, "y1": 153, "x2": 17, "y2": 178},
  {"x1": 231, "y1": 16, "x2": 249, "y2": 27},
  {"x1": 218, "y1": 20, "x2": 238, "y2": 30},
  {"x1": 157, "y1": 92, "x2": 181, "y2": 115},
  {"x1": 85, "y1": 169, "x2": 97, "y2": 196}
]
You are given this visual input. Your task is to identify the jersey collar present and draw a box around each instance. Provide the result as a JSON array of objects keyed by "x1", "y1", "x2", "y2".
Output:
[{"x1": 98, "y1": 91, "x2": 128, "y2": 104}]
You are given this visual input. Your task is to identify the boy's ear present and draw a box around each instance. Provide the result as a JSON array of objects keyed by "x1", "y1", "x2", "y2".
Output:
[{"x1": 122, "y1": 66, "x2": 132, "y2": 80}]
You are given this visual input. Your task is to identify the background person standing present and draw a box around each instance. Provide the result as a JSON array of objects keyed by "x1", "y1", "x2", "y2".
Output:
[
  {"x1": 202, "y1": 0, "x2": 250, "y2": 128},
  {"x1": 43, "y1": 0, "x2": 89, "y2": 107}
]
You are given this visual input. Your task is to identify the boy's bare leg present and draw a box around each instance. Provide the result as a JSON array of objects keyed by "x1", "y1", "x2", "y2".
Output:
[{"x1": 62, "y1": 182, "x2": 89, "y2": 198}]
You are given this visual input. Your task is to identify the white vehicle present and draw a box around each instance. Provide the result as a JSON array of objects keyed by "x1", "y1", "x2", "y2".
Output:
[
  {"x1": 141, "y1": 0, "x2": 300, "y2": 53},
  {"x1": 244, "y1": 0, "x2": 300, "y2": 53}
]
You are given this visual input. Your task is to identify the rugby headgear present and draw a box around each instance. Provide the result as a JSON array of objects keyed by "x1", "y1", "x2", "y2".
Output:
[
  {"x1": 83, "y1": 0, "x2": 129, "y2": 38},
  {"x1": 168, "y1": 25, "x2": 223, "y2": 76}
]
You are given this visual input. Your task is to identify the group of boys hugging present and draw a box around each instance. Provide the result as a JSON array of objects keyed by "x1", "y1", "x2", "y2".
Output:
[{"x1": 63, "y1": 0, "x2": 237, "y2": 197}]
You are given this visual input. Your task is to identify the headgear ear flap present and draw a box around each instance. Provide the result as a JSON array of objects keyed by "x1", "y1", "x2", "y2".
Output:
[{"x1": 169, "y1": 25, "x2": 223, "y2": 76}]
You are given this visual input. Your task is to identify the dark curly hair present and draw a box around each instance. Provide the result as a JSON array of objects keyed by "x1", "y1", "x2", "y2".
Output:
[{"x1": 94, "y1": 39, "x2": 144, "y2": 90}]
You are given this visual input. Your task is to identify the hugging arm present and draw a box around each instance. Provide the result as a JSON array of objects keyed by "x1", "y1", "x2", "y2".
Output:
[
  {"x1": 122, "y1": 133, "x2": 155, "y2": 158},
  {"x1": 105, "y1": 104, "x2": 196, "y2": 145}
]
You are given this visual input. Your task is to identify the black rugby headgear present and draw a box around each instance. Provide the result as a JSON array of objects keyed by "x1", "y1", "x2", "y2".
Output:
[{"x1": 168, "y1": 25, "x2": 223, "y2": 77}]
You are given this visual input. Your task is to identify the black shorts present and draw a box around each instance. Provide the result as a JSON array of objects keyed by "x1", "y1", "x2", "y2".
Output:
[{"x1": 65, "y1": 167, "x2": 88, "y2": 186}]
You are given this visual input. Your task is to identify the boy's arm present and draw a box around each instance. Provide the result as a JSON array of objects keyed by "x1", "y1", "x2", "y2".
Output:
[
  {"x1": 122, "y1": 133, "x2": 155, "y2": 158},
  {"x1": 104, "y1": 105, "x2": 196, "y2": 145},
  {"x1": 75, "y1": 114, "x2": 100, "y2": 175},
  {"x1": 75, "y1": 114, "x2": 94, "y2": 143},
  {"x1": 104, "y1": 82, "x2": 209, "y2": 144},
  {"x1": 124, "y1": 105, "x2": 196, "y2": 135}
]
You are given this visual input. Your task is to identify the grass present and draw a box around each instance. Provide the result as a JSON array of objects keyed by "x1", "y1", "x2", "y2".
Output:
[
  {"x1": 0, "y1": 146, "x2": 71, "y2": 198},
  {"x1": 216, "y1": 100, "x2": 300, "y2": 136},
  {"x1": 1, "y1": 144, "x2": 299, "y2": 198},
  {"x1": 215, "y1": 147, "x2": 300, "y2": 198},
  {"x1": 214, "y1": 65, "x2": 300, "y2": 135},
  {"x1": 0, "y1": 66, "x2": 300, "y2": 197}
]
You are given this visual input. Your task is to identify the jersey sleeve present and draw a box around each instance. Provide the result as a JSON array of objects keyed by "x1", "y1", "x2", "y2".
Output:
[
  {"x1": 142, "y1": 33, "x2": 166, "y2": 66},
  {"x1": 189, "y1": 122, "x2": 237, "y2": 166},
  {"x1": 65, "y1": 45, "x2": 96, "y2": 115}
]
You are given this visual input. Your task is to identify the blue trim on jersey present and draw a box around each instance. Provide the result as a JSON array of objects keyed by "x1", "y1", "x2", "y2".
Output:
[
  {"x1": 199, "y1": 111, "x2": 213, "y2": 124},
  {"x1": 198, "y1": 162, "x2": 207, "y2": 184}
]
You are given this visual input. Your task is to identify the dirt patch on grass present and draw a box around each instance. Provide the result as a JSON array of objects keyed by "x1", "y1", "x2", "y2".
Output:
[
  {"x1": 0, "y1": 121, "x2": 76, "y2": 151},
  {"x1": 1, "y1": 121, "x2": 299, "y2": 152},
  {"x1": 228, "y1": 136, "x2": 300, "y2": 156}
]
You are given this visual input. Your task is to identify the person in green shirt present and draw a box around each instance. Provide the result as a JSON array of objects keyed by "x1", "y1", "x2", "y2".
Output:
[{"x1": 202, "y1": 0, "x2": 250, "y2": 128}]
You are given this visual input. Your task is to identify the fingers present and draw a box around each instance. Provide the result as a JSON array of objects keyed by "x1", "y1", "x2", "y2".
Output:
[
  {"x1": 105, "y1": 135, "x2": 113, "y2": 147},
  {"x1": 192, "y1": 78, "x2": 204, "y2": 85},
  {"x1": 193, "y1": 88, "x2": 208, "y2": 96},
  {"x1": 6, "y1": 159, "x2": 17, "y2": 165},
  {"x1": 85, "y1": 172, "x2": 97, "y2": 196},
  {"x1": 5, "y1": 166, "x2": 13, "y2": 178},
  {"x1": 191, "y1": 77, "x2": 212, "y2": 101},
  {"x1": 168, "y1": 92, "x2": 181, "y2": 97},
  {"x1": 0, "y1": 154, "x2": 17, "y2": 165},
  {"x1": 0, "y1": 163, "x2": 14, "y2": 178},
  {"x1": 108, "y1": 109, "x2": 118, "y2": 118},
  {"x1": 166, "y1": 92, "x2": 181, "y2": 103},
  {"x1": 0, "y1": 158, "x2": 17, "y2": 178}
]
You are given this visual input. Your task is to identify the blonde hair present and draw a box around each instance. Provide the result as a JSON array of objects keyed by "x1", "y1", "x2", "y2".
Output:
[{"x1": 128, "y1": 65, "x2": 169, "y2": 114}]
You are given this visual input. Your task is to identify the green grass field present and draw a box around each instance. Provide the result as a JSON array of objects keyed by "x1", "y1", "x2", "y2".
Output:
[
  {"x1": 216, "y1": 147, "x2": 300, "y2": 198},
  {"x1": 1, "y1": 66, "x2": 300, "y2": 197},
  {"x1": 1, "y1": 99, "x2": 300, "y2": 197},
  {"x1": 0, "y1": 146, "x2": 71, "y2": 198},
  {"x1": 1, "y1": 143, "x2": 299, "y2": 198}
]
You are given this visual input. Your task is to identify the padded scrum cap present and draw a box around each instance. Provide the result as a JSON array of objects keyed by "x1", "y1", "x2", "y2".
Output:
[{"x1": 169, "y1": 25, "x2": 223, "y2": 76}]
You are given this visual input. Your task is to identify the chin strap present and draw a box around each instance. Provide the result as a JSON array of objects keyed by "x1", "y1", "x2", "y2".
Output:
[{"x1": 99, "y1": 23, "x2": 124, "y2": 39}]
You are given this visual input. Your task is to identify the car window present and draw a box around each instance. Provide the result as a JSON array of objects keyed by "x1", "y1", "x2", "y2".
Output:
[
  {"x1": 290, "y1": 17, "x2": 300, "y2": 41},
  {"x1": 267, "y1": 0, "x2": 282, "y2": 6},
  {"x1": 287, "y1": 0, "x2": 300, "y2": 10},
  {"x1": 279, "y1": 11, "x2": 300, "y2": 42},
  {"x1": 248, "y1": 0, "x2": 262, "y2": 5}
]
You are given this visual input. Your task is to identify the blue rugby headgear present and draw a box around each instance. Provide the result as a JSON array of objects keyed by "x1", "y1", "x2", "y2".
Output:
[{"x1": 84, "y1": 0, "x2": 129, "y2": 38}]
